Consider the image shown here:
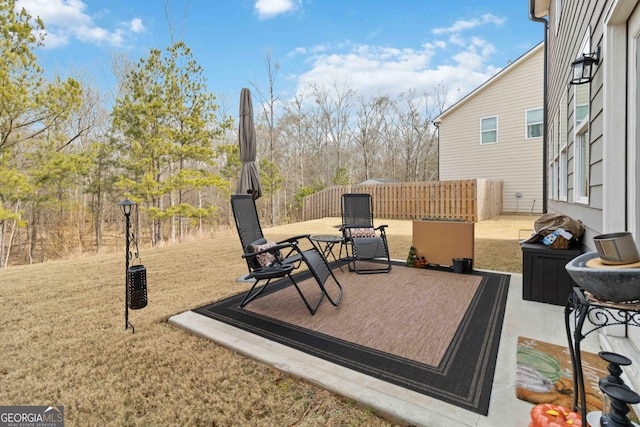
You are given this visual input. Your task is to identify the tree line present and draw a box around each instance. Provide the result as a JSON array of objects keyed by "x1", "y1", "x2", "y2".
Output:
[{"x1": 0, "y1": 0, "x2": 444, "y2": 267}]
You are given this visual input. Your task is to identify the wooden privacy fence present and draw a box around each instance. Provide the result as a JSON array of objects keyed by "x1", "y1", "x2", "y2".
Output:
[{"x1": 302, "y1": 179, "x2": 503, "y2": 222}]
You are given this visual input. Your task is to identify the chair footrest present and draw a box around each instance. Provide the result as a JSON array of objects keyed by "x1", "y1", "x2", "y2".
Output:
[{"x1": 249, "y1": 264, "x2": 294, "y2": 279}]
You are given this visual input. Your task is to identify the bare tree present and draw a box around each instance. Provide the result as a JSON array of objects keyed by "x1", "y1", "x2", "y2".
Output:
[
  {"x1": 282, "y1": 89, "x2": 309, "y2": 188},
  {"x1": 310, "y1": 81, "x2": 355, "y2": 170},
  {"x1": 378, "y1": 106, "x2": 402, "y2": 181},
  {"x1": 251, "y1": 50, "x2": 281, "y2": 226},
  {"x1": 164, "y1": 0, "x2": 189, "y2": 44},
  {"x1": 350, "y1": 94, "x2": 390, "y2": 181},
  {"x1": 70, "y1": 70, "x2": 115, "y2": 253},
  {"x1": 304, "y1": 94, "x2": 332, "y2": 184},
  {"x1": 394, "y1": 90, "x2": 420, "y2": 181}
]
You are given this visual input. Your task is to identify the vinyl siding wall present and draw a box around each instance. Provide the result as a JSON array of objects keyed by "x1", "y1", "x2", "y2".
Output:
[
  {"x1": 543, "y1": 0, "x2": 640, "y2": 388},
  {"x1": 546, "y1": 0, "x2": 605, "y2": 246},
  {"x1": 438, "y1": 45, "x2": 544, "y2": 214}
]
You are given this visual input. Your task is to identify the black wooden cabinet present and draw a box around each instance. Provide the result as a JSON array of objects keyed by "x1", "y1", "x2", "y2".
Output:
[{"x1": 521, "y1": 242, "x2": 582, "y2": 306}]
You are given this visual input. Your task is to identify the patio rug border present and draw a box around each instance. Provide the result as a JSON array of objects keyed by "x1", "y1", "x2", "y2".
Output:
[{"x1": 193, "y1": 261, "x2": 510, "y2": 415}]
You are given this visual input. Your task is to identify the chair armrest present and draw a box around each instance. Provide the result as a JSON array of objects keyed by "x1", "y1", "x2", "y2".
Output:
[
  {"x1": 249, "y1": 264, "x2": 294, "y2": 279},
  {"x1": 242, "y1": 242, "x2": 295, "y2": 259},
  {"x1": 375, "y1": 225, "x2": 388, "y2": 230},
  {"x1": 278, "y1": 234, "x2": 311, "y2": 244}
]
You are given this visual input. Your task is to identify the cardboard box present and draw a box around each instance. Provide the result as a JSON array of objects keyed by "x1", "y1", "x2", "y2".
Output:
[{"x1": 412, "y1": 220, "x2": 474, "y2": 267}]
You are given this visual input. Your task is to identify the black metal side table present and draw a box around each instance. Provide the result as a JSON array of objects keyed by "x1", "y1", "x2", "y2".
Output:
[
  {"x1": 310, "y1": 234, "x2": 344, "y2": 271},
  {"x1": 564, "y1": 287, "x2": 640, "y2": 421}
]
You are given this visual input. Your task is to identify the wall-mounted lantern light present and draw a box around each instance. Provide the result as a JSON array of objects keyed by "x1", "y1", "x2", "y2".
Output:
[{"x1": 570, "y1": 46, "x2": 600, "y2": 85}]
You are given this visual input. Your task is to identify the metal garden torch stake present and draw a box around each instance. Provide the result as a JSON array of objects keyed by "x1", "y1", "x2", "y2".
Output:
[{"x1": 118, "y1": 199, "x2": 135, "y2": 333}]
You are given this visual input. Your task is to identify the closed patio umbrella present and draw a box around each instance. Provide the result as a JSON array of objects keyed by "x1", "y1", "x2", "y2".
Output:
[{"x1": 236, "y1": 87, "x2": 262, "y2": 200}]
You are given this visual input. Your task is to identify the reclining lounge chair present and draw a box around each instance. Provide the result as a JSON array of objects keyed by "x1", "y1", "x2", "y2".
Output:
[
  {"x1": 231, "y1": 194, "x2": 343, "y2": 314},
  {"x1": 340, "y1": 193, "x2": 392, "y2": 274}
]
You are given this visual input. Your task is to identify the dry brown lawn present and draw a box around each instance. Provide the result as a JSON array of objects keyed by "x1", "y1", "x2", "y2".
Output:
[{"x1": 0, "y1": 215, "x2": 536, "y2": 426}]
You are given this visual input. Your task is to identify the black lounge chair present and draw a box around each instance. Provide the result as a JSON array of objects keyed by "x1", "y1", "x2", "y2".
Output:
[
  {"x1": 230, "y1": 194, "x2": 343, "y2": 314},
  {"x1": 340, "y1": 193, "x2": 392, "y2": 274}
]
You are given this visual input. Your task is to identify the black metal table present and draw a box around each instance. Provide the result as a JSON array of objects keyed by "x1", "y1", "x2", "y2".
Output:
[
  {"x1": 564, "y1": 287, "x2": 640, "y2": 421},
  {"x1": 310, "y1": 234, "x2": 344, "y2": 271}
]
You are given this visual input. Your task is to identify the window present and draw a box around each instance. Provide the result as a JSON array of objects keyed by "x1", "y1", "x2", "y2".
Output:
[
  {"x1": 550, "y1": 99, "x2": 569, "y2": 202},
  {"x1": 572, "y1": 32, "x2": 590, "y2": 204},
  {"x1": 559, "y1": 95, "x2": 568, "y2": 201},
  {"x1": 480, "y1": 116, "x2": 497, "y2": 144},
  {"x1": 575, "y1": 104, "x2": 589, "y2": 123},
  {"x1": 526, "y1": 108, "x2": 543, "y2": 139}
]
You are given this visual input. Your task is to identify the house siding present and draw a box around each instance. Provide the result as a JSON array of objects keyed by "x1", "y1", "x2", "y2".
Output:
[
  {"x1": 437, "y1": 44, "x2": 544, "y2": 214},
  {"x1": 546, "y1": 0, "x2": 605, "y2": 247},
  {"x1": 538, "y1": 0, "x2": 640, "y2": 395}
]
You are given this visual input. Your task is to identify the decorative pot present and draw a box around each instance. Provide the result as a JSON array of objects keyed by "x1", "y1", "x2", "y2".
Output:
[
  {"x1": 565, "y1": 252, "x2": 640, "y2": 302},
  {"x1": 593, "y1": 232, "x2": 640, "y2": 265}
]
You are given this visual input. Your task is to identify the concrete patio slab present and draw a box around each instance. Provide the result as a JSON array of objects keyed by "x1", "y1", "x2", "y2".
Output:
[{"x1": 169, "y1": 271, "x2": 601, "y2": 427}]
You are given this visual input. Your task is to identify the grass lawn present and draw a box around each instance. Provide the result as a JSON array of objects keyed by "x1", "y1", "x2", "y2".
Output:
[{"x1": 0, "y1": 215, "x2": 536, "y2": 426}]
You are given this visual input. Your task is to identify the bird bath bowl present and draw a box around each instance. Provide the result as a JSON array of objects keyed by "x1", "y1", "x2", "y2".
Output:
[{"x1": 565, "y1": 251, "x2": 640, "y2": 302}]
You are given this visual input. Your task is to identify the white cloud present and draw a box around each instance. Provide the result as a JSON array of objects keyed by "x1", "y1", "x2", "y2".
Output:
[
  {"x1": 17, "y1": 0, "x2": 92, "y2": 27},
  {"x1": 288, "y1": 43, "x2": 332, "y2": 58},
  {"x1": 15, "y1": 0, "x2": 143, "y2": 48},
  {"x1": 130, "y1": 18, "x2": 145, "y2": 33},
  {"x1": 432, "y1": 13, "x2": 505, "y2": 35},
  {"x1": 76, "y1": 24, "x2": 124, "y2": 46},
  {"x1": 448, "y1": 34, "x2": 466, "y2": 47},
  {"x1": 287, "y1": 47, "x2": 307, "y2": 57},
  {"x1": 254, "y1": 0, "x2": 299, "y2": 20},
  {"x1": 452, "y1": 49, "x2": 484, "y2": 70},
  {"x1": 431, "y1": 13, "x2": 505, "y2": 52},
  {"x1": 290, "y1": 40, "x2": 502, "y2": 109},
  {"x1": 434, "y1": 40, "x2": 447, "y2": 49},
  {"x1": 35, "y1": 29, "x2": 69, "y2": 48},
  {"x1": 310, "y1": 43, "x2": 331, "y2": 53}
]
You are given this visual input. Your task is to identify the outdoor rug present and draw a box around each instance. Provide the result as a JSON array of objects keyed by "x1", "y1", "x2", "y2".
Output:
[{"x1": 193, "y1": 261, "x2": 510, "y2": 415}]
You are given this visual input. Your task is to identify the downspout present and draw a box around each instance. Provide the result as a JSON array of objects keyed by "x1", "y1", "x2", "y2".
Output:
[
  {"x1": 529, "y1": 1, "x2": 549, "y2": 213},
  {"x1": 433, "y1": 121, "x2": 440, "y2": 181}
]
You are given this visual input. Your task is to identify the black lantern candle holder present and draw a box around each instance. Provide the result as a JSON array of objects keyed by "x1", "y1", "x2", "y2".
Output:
[
  {"x1": 127, "y1": 264, "x2": 148, "y2": 310},
  {"x1": 118, "y1": 199, "x2": 147, "y2": 333}
]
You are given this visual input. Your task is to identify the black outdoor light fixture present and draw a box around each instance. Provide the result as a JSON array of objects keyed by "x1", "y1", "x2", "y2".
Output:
[
  {"x1": 570, "y1": 46, "x2": 600, "y2": 85},
  {"x1": 118, "y1": 199, "x2": 147, "y2": 334},
  {"x1": 119, "y1": 198, "x2": 134, "y2": 217}
]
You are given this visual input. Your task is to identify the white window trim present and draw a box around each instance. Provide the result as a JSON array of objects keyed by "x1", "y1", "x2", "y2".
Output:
[
  {"x1": 554, "y1": 0, "x2": 562, "y2": 35},
  {"x1": 574, "y1": 116, "x2": 590, "y2": 205},
  {"x1": 548, "y1": 157, "x2": 557, "y2": 200},
  {"x1": 559, "y1": 147, "x2": 568, "y2": 201},
  {"x1": 525, "y1": 107, "x2": 544, "y2": 139},
  {"x1": 549, "y1": 116, "x2": 558, "y2": 200},
  {"x1": 480, "y1": 115, "x2": 498, "y2": 145}
]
